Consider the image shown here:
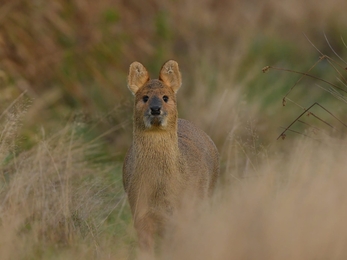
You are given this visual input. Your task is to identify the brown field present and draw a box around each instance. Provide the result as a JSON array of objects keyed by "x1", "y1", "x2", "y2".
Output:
[{"x1": 1, "y1": 0, "x2": 347, "y2": 259}]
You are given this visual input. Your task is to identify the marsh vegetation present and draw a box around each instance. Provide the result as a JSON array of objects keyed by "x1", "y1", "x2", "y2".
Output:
[{"x1": 1, "y1": 0, "x2": 347, "y2": 259}]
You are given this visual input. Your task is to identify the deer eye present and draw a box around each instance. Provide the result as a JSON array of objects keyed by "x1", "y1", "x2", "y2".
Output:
[
  {"x1": 163, "y1": 95, "x2": 169, "y2": 103},
  {"x1": 142, "y1": 95, "x2": 149, "y2": 103}
]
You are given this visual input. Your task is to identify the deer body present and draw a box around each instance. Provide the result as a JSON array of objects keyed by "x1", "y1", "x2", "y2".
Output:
[{"x1": 123, "y1": 60, "x2": 219, "y2": 251}]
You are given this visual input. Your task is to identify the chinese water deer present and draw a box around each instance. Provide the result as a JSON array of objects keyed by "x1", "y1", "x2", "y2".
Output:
[{"x1": 123, "y1": 60, "x2": 219, "y2": 251}]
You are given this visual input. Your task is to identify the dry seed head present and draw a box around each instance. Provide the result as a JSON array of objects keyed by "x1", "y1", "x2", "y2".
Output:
[
  {"x1": 282, "y1": 97, "x2": 286, "y2": 106},
  {"x1": 262, "y1": 66, "x2": 270, "y2": 73}
]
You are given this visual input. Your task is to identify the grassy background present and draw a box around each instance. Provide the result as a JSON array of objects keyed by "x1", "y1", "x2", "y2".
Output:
[{"x1": 1, "y1": 0, "x2": 347, "y2": 259}]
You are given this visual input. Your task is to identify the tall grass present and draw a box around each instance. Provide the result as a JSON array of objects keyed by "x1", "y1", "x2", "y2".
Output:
[
  {"x1": 1, "y1": 0, "x2": 347, "y2": 144},
  {"x1": 3, "y1": 88, "x2": 347, "y2": 260},
  {"x1": 0, "y1": 95, "x2": 133, "y2": 259},
  {"x1": 1, "y1": 0, "x2": 347, "y2": 259},
  {"x1": 160, "y1": 139, "x2": 347, "y2": 260}
]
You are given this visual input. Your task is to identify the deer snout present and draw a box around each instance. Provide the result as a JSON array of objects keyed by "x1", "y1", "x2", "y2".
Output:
[
  {"x1": 150, "y1": 106, "x2": 161, "y2": 115},
  {"x1": 149, "y1": 96, "x2": 162, "y2": 116}
]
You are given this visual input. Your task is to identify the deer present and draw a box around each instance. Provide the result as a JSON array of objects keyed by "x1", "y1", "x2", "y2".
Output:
[{"x1": 123, "y1": 60, "x2": 219, "y2": 253}]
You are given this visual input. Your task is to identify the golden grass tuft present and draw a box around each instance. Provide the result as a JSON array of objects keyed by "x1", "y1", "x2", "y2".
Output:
[
  {"x1": 0, "y1": 95, "x2": 133, "y2": 259},
  {"x1": 159, "y1": 138, "x2": 347, "y2": 260}
]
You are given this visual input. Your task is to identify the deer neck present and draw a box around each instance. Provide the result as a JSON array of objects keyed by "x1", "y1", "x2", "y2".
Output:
[
  {"x1": 133, "y1": 127, "x2": 180, "y2": 173},
  {"x1": 135, "y1": 128, "x2": 178, "y2": 156}
]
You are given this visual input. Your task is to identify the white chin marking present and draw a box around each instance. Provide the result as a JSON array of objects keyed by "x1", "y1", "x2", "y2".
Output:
[
  {"x1": 160, "y1": 118, "x2": 168, "y2": 127},
  {"x1": 144, "y1": 118, "x2": 152, "y2": 128},
  {"x1": 144, "y1": 116, "x2": 167, "y2": 129}
]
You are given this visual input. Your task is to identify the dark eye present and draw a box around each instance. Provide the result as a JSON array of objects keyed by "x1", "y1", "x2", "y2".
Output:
[
  {"x1": 142, "y1": 95, "x2": 149, "y2": 103},
  {"x1": 163, "y1": 95, "x2": 169, "y2": 102}
]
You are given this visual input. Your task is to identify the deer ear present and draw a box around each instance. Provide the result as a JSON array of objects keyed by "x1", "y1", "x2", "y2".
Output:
[
  {"x1": 127, "y1": 62, "x2": 150, "y2": 95},
  {"x1": 159, "y1": 60, "x2": 182, "y2": 93}
]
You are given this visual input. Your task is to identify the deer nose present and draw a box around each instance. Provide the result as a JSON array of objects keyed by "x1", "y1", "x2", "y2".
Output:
[
  {"x1": 150, "y1": 106, "x2": 161, "y2": 115},
  {"x1": 149, "y1": 96, "x2": 162, "y2": 115}
]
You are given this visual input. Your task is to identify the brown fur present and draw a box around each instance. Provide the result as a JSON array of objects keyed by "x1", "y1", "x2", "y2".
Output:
[{"x1": 123, "y1": 60, "x2": 219, "y2": 252}]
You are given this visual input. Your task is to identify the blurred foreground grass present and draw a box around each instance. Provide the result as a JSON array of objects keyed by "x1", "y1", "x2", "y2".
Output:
[
  {"x1": 1, "y1": 0, "x2": 347, "y2": 259},
  {"x1": 0, "y1": 94, "x2": 136, "y2": 259}
]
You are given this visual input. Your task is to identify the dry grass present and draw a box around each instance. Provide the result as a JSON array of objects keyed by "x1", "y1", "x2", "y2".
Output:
[
  {"x1": 159, "y1": 138, "x2": 347, "y2": 260},
  {"x1": 1, "y1": 0, "x2": 347, "y2": 259},
  {"x1": 0, "y1": 95, "x2": 134, "y2": 259},
  {"x1": 1, "y1": 0, "x2": 347, "y2": 139},
  {"x1": 3, "y1": 92, "x2": 347, "y2": 260}
]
